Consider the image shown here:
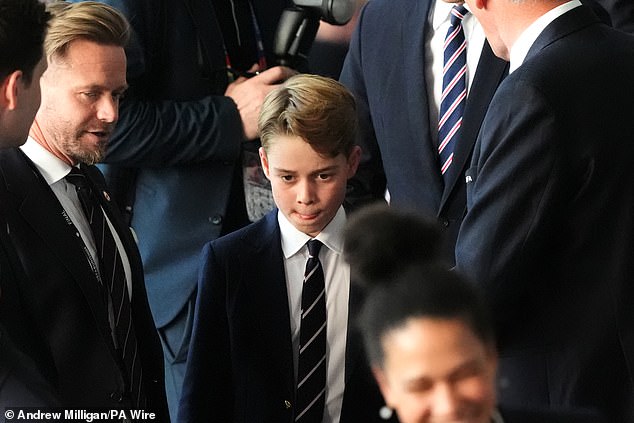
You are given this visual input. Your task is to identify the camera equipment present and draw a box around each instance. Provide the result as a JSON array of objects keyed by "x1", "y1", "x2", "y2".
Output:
[{"x1": 273, "y1": 0, "x2": 356, "y2": 69}]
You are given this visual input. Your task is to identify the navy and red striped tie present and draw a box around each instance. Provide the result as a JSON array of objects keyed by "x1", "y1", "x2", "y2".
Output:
[{"x1": 438, "y1": 5, "x2": 469, "y2": 180}]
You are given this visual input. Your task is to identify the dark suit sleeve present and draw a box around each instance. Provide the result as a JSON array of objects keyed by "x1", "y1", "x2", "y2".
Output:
[
  {"x1": 77, "y1": 0, "x2": 244, "y2": 168},
  {"x1": 339, "y1": 4, "x2": 388, "y2": 208},
  {"x1": 105, "y1": 95, "x2": 243, "y2": 167},
  {"x1": 178, "y1": 243, "x2": 233, "y2": 423},
  {"x1": 455, "y1": 79, "x2": 561, "y2": 338},
  {"x1": 0, "y1": 328, "x2": 59, "y2": 408}
]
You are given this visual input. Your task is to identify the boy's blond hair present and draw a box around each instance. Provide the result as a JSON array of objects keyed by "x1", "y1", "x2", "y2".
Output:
[{"x1": 258, "y1": 74, "x2": 358, "y2": 158}]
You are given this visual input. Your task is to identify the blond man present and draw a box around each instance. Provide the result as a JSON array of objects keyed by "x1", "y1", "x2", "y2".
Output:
[{"x1": 0, "y1": 2, "x2": 167, "y2": 417}]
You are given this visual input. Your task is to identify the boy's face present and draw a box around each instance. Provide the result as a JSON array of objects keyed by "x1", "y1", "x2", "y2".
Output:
[{"x1": 260, "y1": 134, "x2": 360, "y2": 237}]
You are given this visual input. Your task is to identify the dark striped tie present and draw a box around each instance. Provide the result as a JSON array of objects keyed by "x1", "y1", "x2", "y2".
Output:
[
  {"x1": 295, "y1": 239, "x2": 327, "y2": 423},
  {"x1": 438, "y1": 5, "x2": 469, "y2": 180},
  {"x1": 65, "y1": 167, "x2": 145, "y2": 410}
]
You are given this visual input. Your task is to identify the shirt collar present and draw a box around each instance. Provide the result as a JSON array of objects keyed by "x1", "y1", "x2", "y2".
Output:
[
  {"x1": 19, "y1": 137, "x2": 72, "y2": 186},
  {"x1": 509, "y1": 0, "x2": 582, "y2": 73},
  {"x1": 279, "y1": 206, "x2": 347, "y2": 259},
  {"x1": 431, "y1": 1, "x2": 473, "y2": 31}
]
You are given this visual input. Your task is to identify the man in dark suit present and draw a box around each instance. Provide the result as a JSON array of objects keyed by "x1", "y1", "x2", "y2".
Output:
[
  {"x1": 339, "y1": 0, "x2": 508, "y2": 263},
  {"x1": 67, "y1": 1, "x2": 295, "y2": 417},
  {"x1": 0, "y1": 0, "x2": 48, "y2": 151},
  {"x1": 178, "y1": 75, "x2": 391, "y2": 423},
  {"x1": 0, "y1": 2, "x2": 167, "y2": 417},
  {"x1": 0, "y1": 0, "x2": 56, "y2": 408},
  {"x1": 455, "y1": 0, "x2": 634, "y2": 421}
]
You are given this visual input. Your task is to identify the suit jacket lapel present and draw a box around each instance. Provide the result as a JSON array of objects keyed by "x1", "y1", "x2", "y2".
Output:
[
  {"x1": 83, "y1": 165, "x2": 145, "y2": 286},
  {"x1": 0, "y1": 150, "x2": 113, "y2": 345},
  {"x1": 439, "y1": 42, "x2": 508, "y2": 210},
  {"x1": 244, "y1": 211, "x2": 295, "y2": 390},
  {"x1": 402, "y1": 0, "x2": 445, "y2": 207}
]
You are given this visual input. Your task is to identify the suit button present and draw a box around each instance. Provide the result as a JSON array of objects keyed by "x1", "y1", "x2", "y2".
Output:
[
  {"x1": 209, "y1": 215, "x2": 223, "y2": 225},
  {"x1": 284, "y1": 400, "x2": 292, "y2": 409},
  {"x1": 442, "y1": 219, "x2": 450, "y2": 228},
  {"x1": 109, "y1": 391, "x2": 123, "y2": 402}
]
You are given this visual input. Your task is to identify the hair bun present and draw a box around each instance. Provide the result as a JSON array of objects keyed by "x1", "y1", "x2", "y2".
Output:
[{"x1": 344, "y1": 203, "x2": 442, "y2": 288}]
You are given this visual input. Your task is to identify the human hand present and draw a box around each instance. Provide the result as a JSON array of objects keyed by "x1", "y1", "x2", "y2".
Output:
[{"x1": 225, "y1": 64, "x2": 297, "y2": 140}]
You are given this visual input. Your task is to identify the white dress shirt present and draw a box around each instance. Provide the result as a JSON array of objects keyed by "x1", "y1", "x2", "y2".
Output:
[
  {"x1": 509, "y1": 0, "x2": 582, "y2": 73},
  {"x1": 19, "y1": 137, "x2": 133, "y2": 299},
  {"x1": 279, "y1": 206, "x2": 349, "y2": 423}
]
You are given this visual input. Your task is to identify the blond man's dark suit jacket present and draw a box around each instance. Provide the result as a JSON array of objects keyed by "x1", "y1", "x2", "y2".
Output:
[
  {"x1": 0, "y1": 148, "x2": 168, "y2": 418},
  {"x1": 178, "y1": 210, "x2": 391, "y2": 423},
  {"x1": 456, "y1": 5, "x2": 634, "y2": 422}
]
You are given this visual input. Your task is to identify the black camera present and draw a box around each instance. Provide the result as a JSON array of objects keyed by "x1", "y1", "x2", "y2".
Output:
[{"x1": 273, "y1": 0, "x2": 356, "y2": 69}]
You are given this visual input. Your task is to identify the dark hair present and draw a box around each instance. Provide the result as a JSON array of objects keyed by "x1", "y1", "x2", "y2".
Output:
[
  {"x1": 359, "y1": 264, "x2": 495, "y2": 367},
  {"x1": 0, "y1": 0, "x2": 49, "y2": 83},
  {"x1": 343, "y1": 204, "x2": 494, "y2": 367},
  {"x1": 344, "y1": 203, "x2": 442, "y2": 285}
]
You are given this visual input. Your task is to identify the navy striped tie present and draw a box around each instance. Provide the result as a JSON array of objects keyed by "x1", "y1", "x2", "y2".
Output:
[
  {"x1": 438, "y1": 5, "x2": 469, "y2": 179},
  {"x1": 295, "y1": 239, "x2": 327, "y2": 422},
  {"x1": 66, "y1": 167, "x2": 146, "y2": 410}
]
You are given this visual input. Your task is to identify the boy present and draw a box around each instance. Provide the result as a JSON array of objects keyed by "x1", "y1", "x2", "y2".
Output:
[{"x1": 178, "y1": 74, "x2": 392, "y2": 423}]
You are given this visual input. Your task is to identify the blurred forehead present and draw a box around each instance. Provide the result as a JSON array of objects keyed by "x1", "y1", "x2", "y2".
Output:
[{"x1": 381, "y1": 317, "x2": 490, "y2": 375}]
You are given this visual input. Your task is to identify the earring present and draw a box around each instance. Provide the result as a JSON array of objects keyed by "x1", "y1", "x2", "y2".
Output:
[{"x1": 379, "y1": 405, "x2": 393, "y2": 420}]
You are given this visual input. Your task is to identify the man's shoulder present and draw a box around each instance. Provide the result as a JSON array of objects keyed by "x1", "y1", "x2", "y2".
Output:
[
  {"x1": 0, "y1": 148, "x2": 34, "y2": 195},
  {"x1": 0, "y1": 147, "x2": 26, "y2": 168}
]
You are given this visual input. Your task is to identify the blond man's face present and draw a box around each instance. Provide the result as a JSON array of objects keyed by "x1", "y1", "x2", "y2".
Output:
[{"x1": 35, "y1": 39, "x2": 127, "y2": 165}]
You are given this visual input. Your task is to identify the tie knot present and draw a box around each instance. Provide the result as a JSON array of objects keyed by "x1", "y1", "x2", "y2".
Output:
[
  {"x1": 307, "y1": 239, "x2": 322, "y2": 258},
  {"x1": 65, "y1": 167, "x2": 89, "y2": 189},
  {"x1": 450, "y1": 5, "x2": 469, "y2": 26}
]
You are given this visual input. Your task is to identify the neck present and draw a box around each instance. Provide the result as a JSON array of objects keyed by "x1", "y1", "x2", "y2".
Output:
[
  {"x1": 500, "y1": 0, "x2": 570, "y2": 55},
  {"x1": 29, "y1": 118, "x2": 76, "y2": 166}
]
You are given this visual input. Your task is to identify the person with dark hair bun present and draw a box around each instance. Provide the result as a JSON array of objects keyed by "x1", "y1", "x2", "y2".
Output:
[
  {"x1": 343, "y1": 203, "x2": 441, "y2": 285},
  {"x1": 346, "y1": 206, "x2": 606, "y2": 423}
]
